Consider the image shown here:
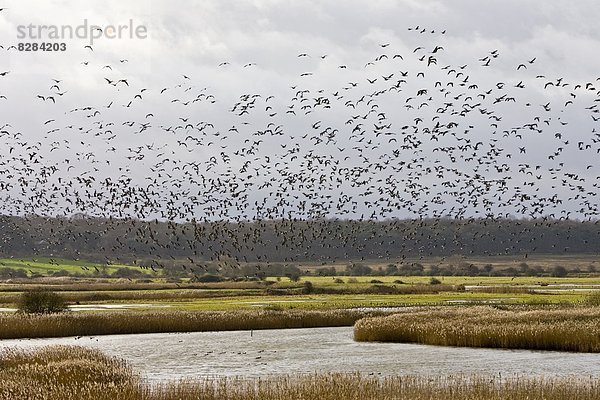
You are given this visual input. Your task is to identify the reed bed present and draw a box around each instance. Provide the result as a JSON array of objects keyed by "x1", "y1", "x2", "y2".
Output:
[
  {"x1": 354, "y1": 306, "x2": 600, "y2": 352},
  {"x1": 147, "y1": 374, "x2": 600, "y2": 400},
  {"x1": 468, "y1": 285, "x2": 534, "y2": 294},
  {"x1": 2, "y1": 345, "x2": 600, "y2": 400},
  {"x1": 0, "y1": 345, "x2": 139, "y2": 400},
  {"x1": 0, "y1": 288, "x2": 265, "y2": 304},
  {"x1": 0, "y1": 280, "x2": 268, "y2": 293},
  {"x1": 0, "y1": 309, "x2": 373, "y2": 339}
]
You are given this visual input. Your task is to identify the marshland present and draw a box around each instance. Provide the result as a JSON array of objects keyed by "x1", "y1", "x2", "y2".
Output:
[
  {"x1": 3, "y1": 0, "x2": 600, "y2": 398},
  {"x1": 0, "y1": 258, "x2": 597, "y2": 400},
  {"x1": 2, "y1": 269, "x2": 600, "y2": 399}
]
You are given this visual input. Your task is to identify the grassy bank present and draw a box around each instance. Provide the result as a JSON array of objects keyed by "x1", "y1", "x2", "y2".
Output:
[
  {"x1": 354, "y1": 306, "x2": 600, "y2": 352},
  {"x1": 2, "y1": 345, "x2": 600, "y2": 400},
  {"x1": 0, "y1": 309, "x2": 375, "y2": 339}
]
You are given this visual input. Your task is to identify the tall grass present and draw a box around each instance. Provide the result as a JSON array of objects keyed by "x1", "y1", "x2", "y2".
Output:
[
  {"x1": 0, "y1": 288, "x2": 266, "y2": 304},
  {"x1": 354, "y1": 306, "x2": 600, "y2": 352},
  {"x1": 0, "y1": 309, "x2": 374, "y2": 339},
  {"x1": 146, "y1": 374, "x2": 600, "y2": 400},
  {"x1": 469, "y1": 285, "x2": 534, "y2": 294},
  {"x1": 2, "y1": 345, "x2": 600, "y2": 400},
  {"x1": 0, "y1": 345, "x2": 139, "y2": 400},
  {"x1": 0, "y1": 280, "x2": 269, "y2": 293}
]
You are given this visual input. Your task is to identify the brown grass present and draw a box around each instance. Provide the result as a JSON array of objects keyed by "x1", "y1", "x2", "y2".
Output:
[
  {"x1": 0, "y1": 309, "x2": 375, "y2": 339},
  {"x1": 1, "y1": 345, "x2": 600, "y2": 400},
  {"x1": 354, "y1": 306, "x2": 600, "y2": 352},
  {"x1": 146, "y1": 374, "x2": 600, "y2": 400},
  {"x1": 0, "y1": 288, "x2": 265, "y2": 304},
  {"x1": 469, "y1": 286, "x2": 534, "y2": 294},
  {"x1": 0, "y1": 345, "x2": 139, "y2": 400},
  {"x1": 0, "y1": 280, "x2": 269, "y2": 293}
]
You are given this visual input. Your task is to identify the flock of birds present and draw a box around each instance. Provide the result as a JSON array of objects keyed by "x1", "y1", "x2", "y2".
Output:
[{"x1": 0, "y1": 19, "x2": 599, "y2": 262}]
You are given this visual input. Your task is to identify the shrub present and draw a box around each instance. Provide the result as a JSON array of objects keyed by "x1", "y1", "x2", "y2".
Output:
[
  {"x1": 398, "y1": 262, "x2": 425, "y2": 276},
  {"x1": 345, "y1": 263, "x2": 373, "y2": 276},
  {"x1": 302, "y1": 281, "x2": 314, "y2": 294},
  {"x1": 552, "y1": 266, "x2": 568, "y2": 277},
  {"x1": 17, "y1": 289, "x2": 68, "y2": 314},
  {"x1": 385, "y1": 264, "x2": 399, "y2": 275},
  {"x1": 286, "y1": 270, "x2": 302, "y2": 282},
  {"x1": 316, "y1": 266, "x2": 337, "y2": 276},
  {"x1": 588, "y1": 265, "x2": 597, "y2": 273},
  {"x1": 111, "y1": 267, "x2": 147, "y2": 278},
  {"x1": 194, "y1": 274, "x2": 224, "y2": 283},
  {"x1": 0, "y1": 268, "x2": 28, "y2": 279},
  {"x1": 429, "y1": 277, "x2": 442, "y2": 285},
  {"x1": 366, "y1": 285, "x2": 398, "y2": 294}
]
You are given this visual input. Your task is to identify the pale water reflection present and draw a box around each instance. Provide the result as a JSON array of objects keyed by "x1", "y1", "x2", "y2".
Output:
[{"x1": 0, "y1": 327, "x2": 598, "y2": 382}]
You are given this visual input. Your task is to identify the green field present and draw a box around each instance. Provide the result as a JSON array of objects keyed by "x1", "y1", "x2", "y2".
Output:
[
  {"x1": 158, "y1": 291, "x2": 585, "y2": 311},
  {"x1": 0, "y1": 257, "x2": 143, "y2": 276}
]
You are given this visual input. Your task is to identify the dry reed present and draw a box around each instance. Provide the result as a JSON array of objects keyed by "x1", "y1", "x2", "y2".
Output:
[
  {"x1": 0, "y1": 309, "x2": 373, "y2": 339},
  {"x1": 0, "y1": 345, "x2": 139, "y2": 400},
  {"x1": 354, "y1": 306, "x2": 600, "y2": 352},
  {"x1": 468, "y1": 286, "x2": 534, "y2": 294},
  {"x1": 0, "y1": 280, "x2": 267, "y2": 293},
  {"x1": 0, "y1": 288, "x2": 264, "y2": 304}
]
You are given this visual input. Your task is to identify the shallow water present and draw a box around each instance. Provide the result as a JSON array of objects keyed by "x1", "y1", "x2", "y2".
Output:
[
  {"x1": 1, "y1": 327, "x2": 599, "y2": 382},
  {"x1": 0, "y1": 303, "x2": 173, "y2": 312}
]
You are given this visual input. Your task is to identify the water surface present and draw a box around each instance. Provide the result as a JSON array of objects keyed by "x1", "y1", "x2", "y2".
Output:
[{"x1": 1, "y1": 327, "x2": 598, "y2": 382}]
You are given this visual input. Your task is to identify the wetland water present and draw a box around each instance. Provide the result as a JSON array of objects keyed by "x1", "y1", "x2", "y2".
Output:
[{"x1": 0, "y1": 327, "x2": 598, "y2": 382}]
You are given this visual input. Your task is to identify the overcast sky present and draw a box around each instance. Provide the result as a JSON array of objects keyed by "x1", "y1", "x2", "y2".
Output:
[{"x1": 0, "y1": 0, "x2": 599, "y2": 221}]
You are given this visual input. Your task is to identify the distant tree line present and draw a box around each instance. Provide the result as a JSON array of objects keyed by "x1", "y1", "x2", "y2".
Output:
[
  {"x1": 315, "y1": 262, "x2": 583, "y2": 278},
  {"x1": 0, "y1": 215, "x2": 598, "y2": 271}
]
